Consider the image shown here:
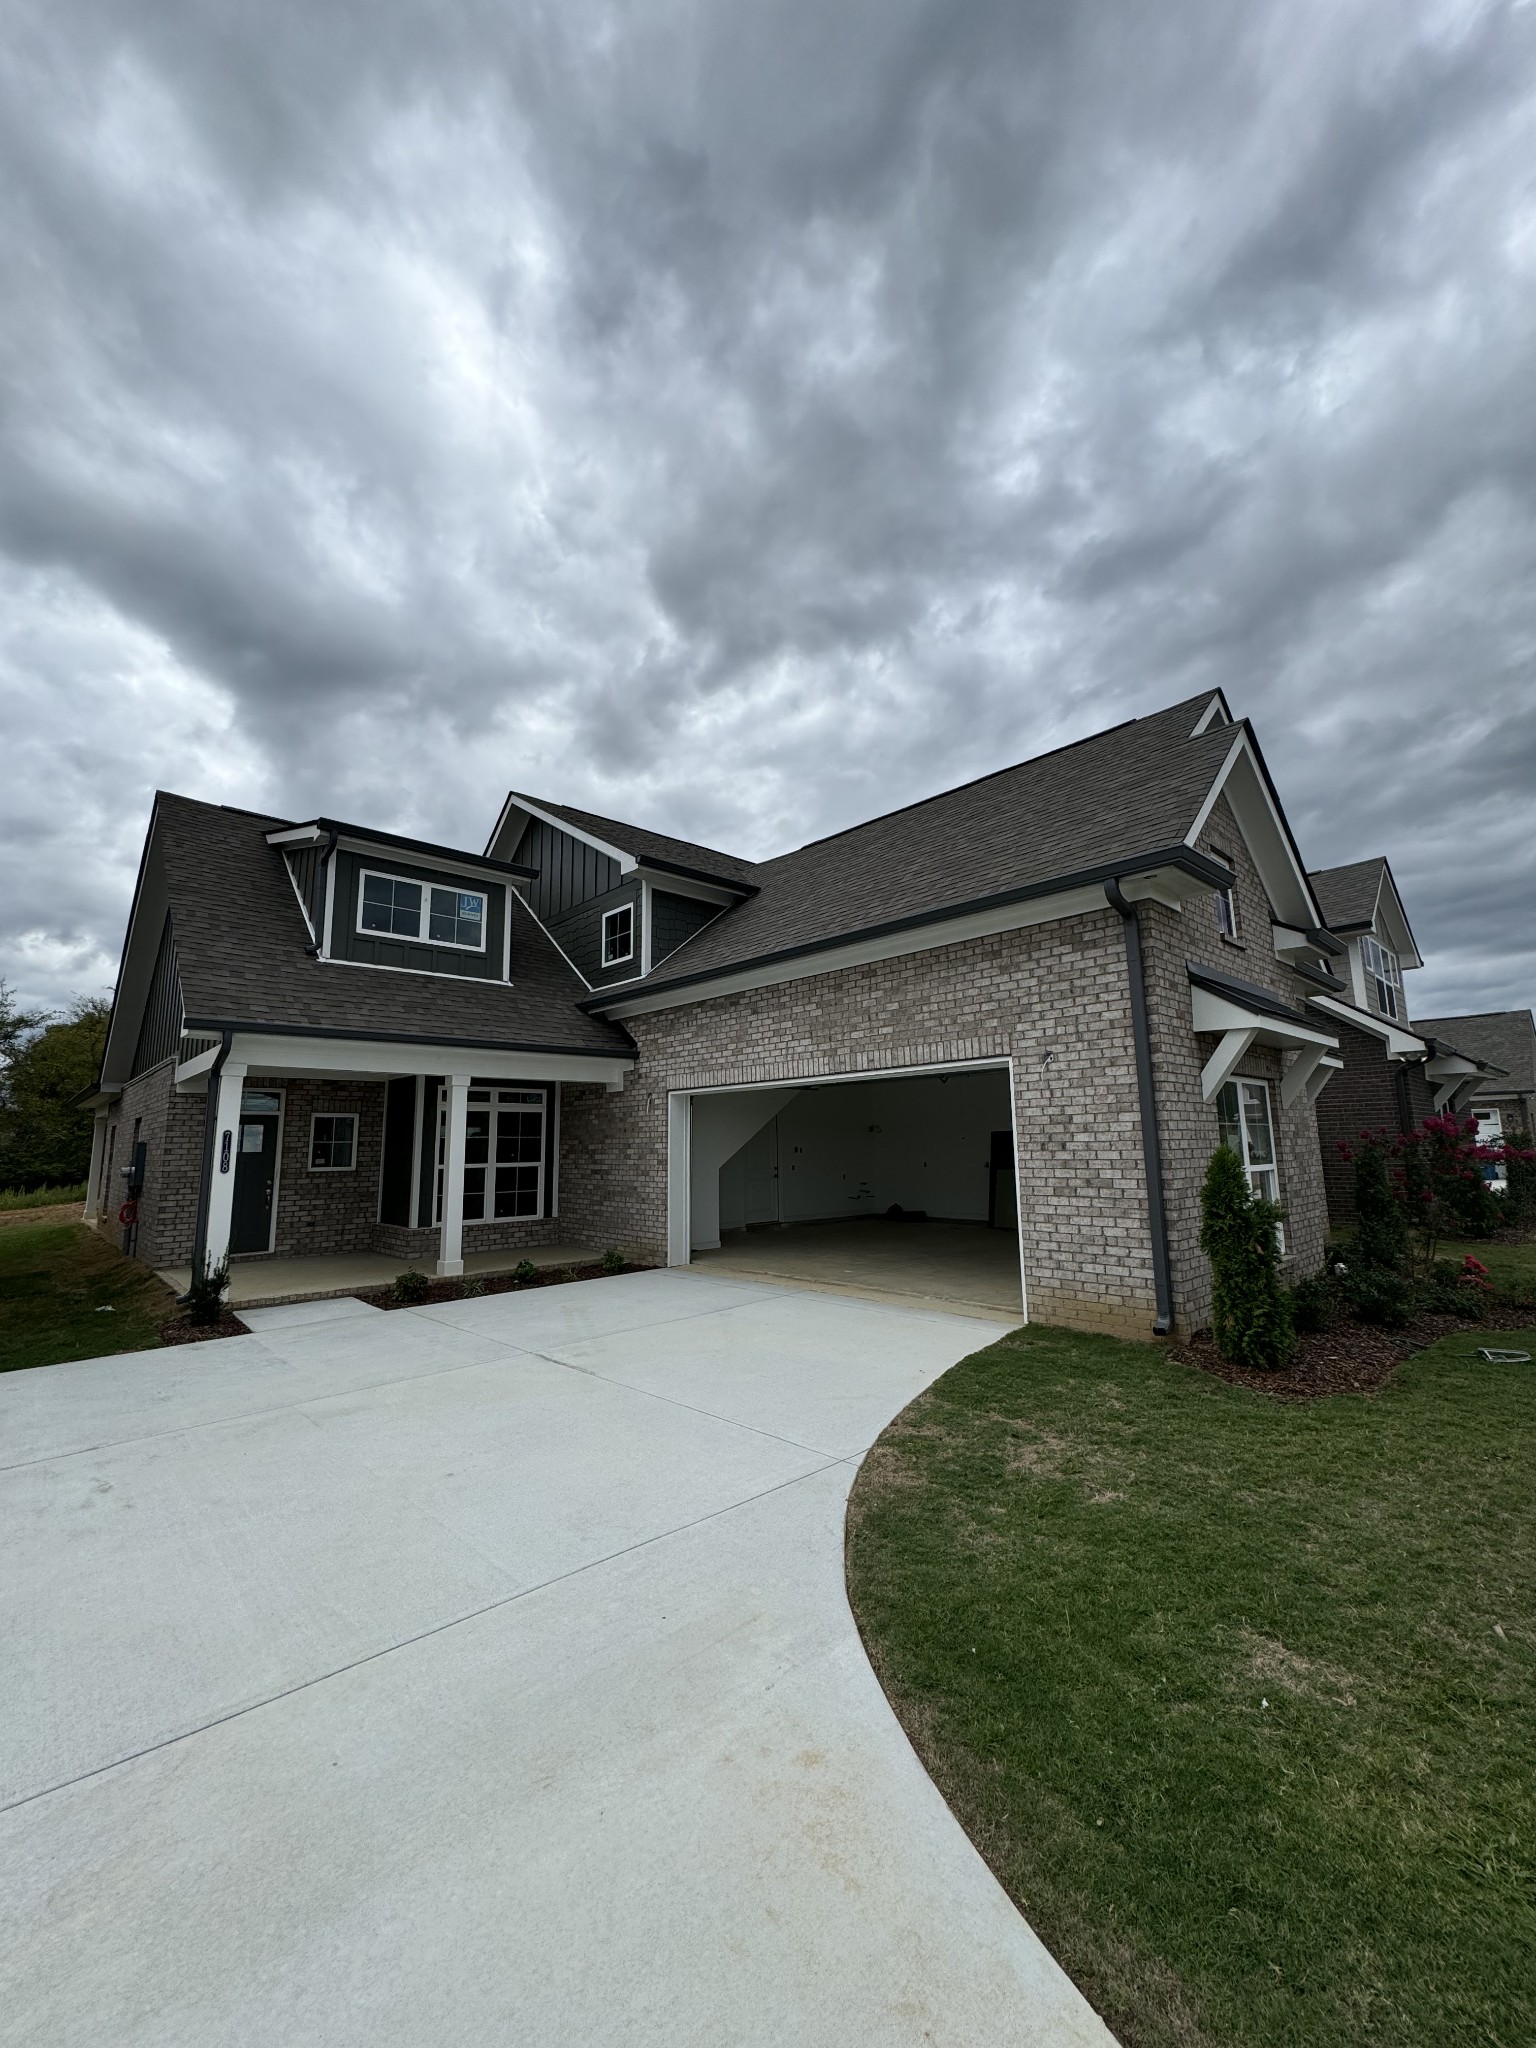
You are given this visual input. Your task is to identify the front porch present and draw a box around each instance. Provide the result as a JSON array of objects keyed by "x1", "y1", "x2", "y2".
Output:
[
  {"x1": 157, "y1": 1239, "x2": 604, "y2": 1310},
  {"x1": 173, "y1": 1026, "x2": 633, "y2": 1295}
]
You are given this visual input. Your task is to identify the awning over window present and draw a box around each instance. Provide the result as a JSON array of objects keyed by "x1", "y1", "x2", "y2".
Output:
[{"x1": 1188, "y1": 965, "x2": 1342, "y2": 1109}]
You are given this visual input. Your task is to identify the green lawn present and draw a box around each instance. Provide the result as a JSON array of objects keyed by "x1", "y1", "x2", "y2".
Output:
[
  {"x1": 0, "y1": 1221, "x2": 177, "y2": 1372},
  {"x1": 846, "y1": 1323, "x2": 1535, "y2": 2048},
  {"x1": 1439, "y1": 1234, "x2": 1536, "y2": 1296}
]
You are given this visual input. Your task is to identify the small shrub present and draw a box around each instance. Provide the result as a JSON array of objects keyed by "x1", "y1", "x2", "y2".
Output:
[
  {"x1": 390, "y1": 1267, "x2": 431, "y2": 1305},
  {"x1": 1288, "y1": 1272, "x2": 1336, "y2": 1334},
  {"x1": 1345, "y1": 1267, "x2": 1412, "y2": 1327},
  {"x1": 182, "y1": 1252, "x2": 230, "y2": 1326},
  {"x1": 513, "y1": 1259, "x2": 539, "y2": 1282},
  {"x1": 601, "y1": 1248, "x2": 625, "y2": 1274},
  {"x1": 458, "y1": 1274, "x2": 486, "y2": 1299},
  {"x1": 1199, "y1": 1145, "x2": 1295, "y2": 1370}
]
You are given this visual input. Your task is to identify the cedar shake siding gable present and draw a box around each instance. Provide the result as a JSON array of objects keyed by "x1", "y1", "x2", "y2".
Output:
[{"x1": 150, "y1": 794, "x2": 634, "y2": 1058}]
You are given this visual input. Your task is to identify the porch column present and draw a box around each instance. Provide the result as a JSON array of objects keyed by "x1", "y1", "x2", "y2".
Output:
[
  {"x1": 437, "y1": 1071, "x2": 471, "y2": 1277},
  {"x1": 202, "y1": 1062, "x2": 248, "y2": 1285},
  {"x1": 82, "y1": 1109, "x2": 110, "y2": 1224}
]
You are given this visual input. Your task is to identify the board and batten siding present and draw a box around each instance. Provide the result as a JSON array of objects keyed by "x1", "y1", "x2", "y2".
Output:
[
  {"x1": 283, "y1": 844, "x2": 326, "y2": 939},
  {"x1": 131, "y1": 913, "x2": 184, "y2": 1076},
  {"x1": 549, "y1": 878, "x2": 643, "y2": 987},
  {"x1": 331, "y1": 851, "x2": 507, "y2": 981},
  {"x1": 514, "y1": 817, "x2": 621, "y2": 923}
]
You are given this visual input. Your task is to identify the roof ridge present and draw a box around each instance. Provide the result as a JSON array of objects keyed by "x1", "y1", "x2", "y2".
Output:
[{"x1": 773, "y1": 695, "x2": 1219, "y2": 861}]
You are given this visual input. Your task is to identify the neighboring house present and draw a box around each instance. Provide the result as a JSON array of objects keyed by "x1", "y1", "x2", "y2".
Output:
[
  {"x1": 1410, "y1": 1010, "x2": 1535, "y2": 1184},
  {"x1": 88, "y1": 691, "x2": 1363, "y2": 1338},
  {"x1": 1302, "y1": 858, "x2": 1504, "y2": 1221}
]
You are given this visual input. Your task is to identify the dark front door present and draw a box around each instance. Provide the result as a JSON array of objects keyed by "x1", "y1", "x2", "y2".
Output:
[{"x1": 231, "y1": 1092, "x2": 281, "y2": 1253}]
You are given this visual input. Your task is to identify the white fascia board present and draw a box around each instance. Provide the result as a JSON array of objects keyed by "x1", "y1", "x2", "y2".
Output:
[
  {"x1": 1189, "y1": 691, "x2": 1233, "y2": 737},
  {"x1": 635, "y1": 868, "x2": 741, "y2": 908},
  {"x1": 1191, "y1": 984, "x2": 1338, "y2": 1053},
  {"x1": 173, "y1": 1041, "x2": 225, "y2": 1092},
  {"x1": 264, "y1": 824, "x2": 325, "y2": 847},
  {"x1": 484, "y1": 793, "x2": 528, "y2": 861},
  {"x1": 594, "y1": 882, "x2": 1112, "y2": 1019},
  {"x1": 1184, "y1": 733, "x2": 1317, "y2": 930},
  {"x1": 500, "y1": 796, "x2": 635, "y2": 874},
  {"x1": 1306, "y1": 992, "x2": 1428, "y2": 1059},
  {"x1": 177, "y1": 1032, "x2": 633, "y2": 1091},
  {"x1": 1370, "y1": 867, "x2": 1423, "y2": 970}
]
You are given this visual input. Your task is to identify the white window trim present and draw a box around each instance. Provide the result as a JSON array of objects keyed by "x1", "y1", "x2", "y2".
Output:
[
  {"x1": 602, "y1": 903, "x2": 635, "y2": 967},
  {"x1": 1209, "y1": 848, "x2": 1241, "y2": 942},
  {"x1": 308, "y1": 1111, "x2": 359, "y2": 1172},
  {"x1": 1217, "y1": 1077, "x2": 1286, "y2": 1250},
  {"x1": 434, "y1": 1084, "x2": 548, "y2": 1224},
  {"x1": 1359, "y1": 933, "x2": 1402, "y2": 1021},
  {"x1": 357, "y1": 867, "x2": 489, "y2": 954}
]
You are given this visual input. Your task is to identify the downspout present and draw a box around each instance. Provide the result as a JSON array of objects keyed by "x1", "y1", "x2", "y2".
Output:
[
  {"x1": 189, "y1": 1029, "x2": 233, "y2": 1285},
  {"x1": 1104, "y1": 881, "x2": 1174, "y2": 1336}
]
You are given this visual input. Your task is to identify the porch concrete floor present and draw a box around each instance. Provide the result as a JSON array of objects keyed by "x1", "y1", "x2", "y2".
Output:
[
  {"x1": 158, "y1": 1240, "x2": 602, "y2": 1309},
  {"x1": 692, "y1": 1217, "x2": 1023, "y2": 1321}
]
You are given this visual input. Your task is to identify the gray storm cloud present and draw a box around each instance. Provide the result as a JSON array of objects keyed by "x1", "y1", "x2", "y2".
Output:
[{"x1": 0, "y1": 0, "x2": 1532, "y2": 1016}]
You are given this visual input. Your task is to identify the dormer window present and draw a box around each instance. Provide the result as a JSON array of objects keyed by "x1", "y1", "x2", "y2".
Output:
[
  {"x1": 1360, "y1": 934, "x2": 1402, "y2": 1019},
  {"x1": 359, "y1": 870, "x2": 486, "y2": 952},
  {"x1": 1211, "y1": 850, "x2": 1240, "y2": 941},
  {"x1": 602, "y1": 904, "x2": 634, "y2": 966}
]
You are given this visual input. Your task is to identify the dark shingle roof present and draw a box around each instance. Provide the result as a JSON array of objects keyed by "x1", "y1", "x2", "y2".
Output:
[
  {"x1": 585, "y1": 695, "x2": 1242, "y2": 995},
  {"x1": 1412, "y1": 1010, "x2": 1535, "y2": 1093},
  {"x1": 156, "y1": 794, "x2": 633, "y2": 1056},
  {"x1": 1307, "y1": 858, "x2": 1386, "y2": 930},
  {"x1": 509, "y1": 796, "x2": 759, "y2": 888}
]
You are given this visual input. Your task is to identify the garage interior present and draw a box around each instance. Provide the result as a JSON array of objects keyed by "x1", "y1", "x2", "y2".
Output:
[{"x1": 687, "y1": 1067, "x2": 1023, "y2": 1319}]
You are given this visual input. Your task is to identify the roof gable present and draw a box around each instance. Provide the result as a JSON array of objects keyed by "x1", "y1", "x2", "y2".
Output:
[{"x1": 1308, "y1": 856, "x2": 1422, "y2": 966}]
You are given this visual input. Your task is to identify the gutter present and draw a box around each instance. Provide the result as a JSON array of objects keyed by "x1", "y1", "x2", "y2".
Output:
[
  {"x1": 189, "y1": 1029, "x2": 233, "y2": 1283},
  {"x1": 1105, "y1": 880, "x2": 1174, "y2": 1337}
]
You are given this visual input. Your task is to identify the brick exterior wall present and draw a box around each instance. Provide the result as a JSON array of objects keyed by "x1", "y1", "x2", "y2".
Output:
[
  {"x1": 1311, "y1": 1022, "x2": 1438, "y2": 1223},
  {"x1": 558, "y1": 914, "x2": 1162, "y2": 1339},
  {"x1": 96, "y1": 1062, "x2": 205, "y2": 1270},
  {"x1": 1137, "y1": 795, "x2": 1330, "y2": 1331}
]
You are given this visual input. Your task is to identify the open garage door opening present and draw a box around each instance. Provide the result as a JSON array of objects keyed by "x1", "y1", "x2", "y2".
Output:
[{"x1": 679, "y1": 1065, "x2": 1023, "y2": 1320}]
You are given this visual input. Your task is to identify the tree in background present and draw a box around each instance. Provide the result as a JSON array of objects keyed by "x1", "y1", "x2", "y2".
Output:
[{"x1": 0, "y1": 986, "x2": 111, "y2": 1192}]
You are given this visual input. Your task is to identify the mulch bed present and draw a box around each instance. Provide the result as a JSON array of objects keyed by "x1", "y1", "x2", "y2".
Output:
[
  {"x1": 158, "y1": 1312, "x2": 251, "y2": 1345},
  {"x1": 359, "y1": 1258, "x2": 650, "y2": 1311},
  {"x1": 1171, "y1": 1303, "x2": 1536, "y2": 1400}
]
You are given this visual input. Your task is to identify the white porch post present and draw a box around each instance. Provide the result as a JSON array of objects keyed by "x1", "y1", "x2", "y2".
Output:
[
  {"x1": 82, "y1": 1109, "x2": 110, "y2": 1224},
  {"x1": 437, "y1": 1072, "x2": 470, "y2": 1277},
  {"x1": 203, "y1": 1062, "x2": 248, "y2": 1283}
]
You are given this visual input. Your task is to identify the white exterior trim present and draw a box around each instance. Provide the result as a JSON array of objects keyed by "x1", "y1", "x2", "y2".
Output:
[
  {"x1": 282, "y1": 853, "x2": 317, "y2": 942},
  {"x1": 1190, "y1": 986, "x2": 1338, "y2": 1106},
  {"x1": 495, "y1": 795, "x2": 635, "y2": 873},
  {"x1": 1183, "y1": 730, "x2": 1319, "y2": 931},
  {"x1": 307, "y1": 1110, "x2": 358, "y2": 1171},
  {"x1": 1201, "y1": 1027, "x2": 1259, "y2": 1105},
  {"x1": 203, "y1": 1062, "x2": 250, "y2": 1280},
  {"x1": 1190, "y1": 691, "x2": 1233, "y2": 737},
  {"x1": 176, "y1": 1032, "x2": 633, "y2": 1092},
  {"x1": 1305, "y1": 992, "x2": 1428, "y2": 1061},
  {"x1": 355, "y1": 866, "x2": 490, "y2": 954},
  {"x1": 437, "y1": 1073, "x2": 470, "y2": 1276},
  {"x1": 320, "y1": 843, "x2": 338, "y2": 959}
]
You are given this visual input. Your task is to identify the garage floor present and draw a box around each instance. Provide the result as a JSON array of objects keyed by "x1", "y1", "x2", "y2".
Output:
[
  {"x1": 694, "y1": 1217, "x2": 1024, "y2": 1319},
  {"x1": 0, "y1": 1270, "x2": 1107, "y2": 2047}
]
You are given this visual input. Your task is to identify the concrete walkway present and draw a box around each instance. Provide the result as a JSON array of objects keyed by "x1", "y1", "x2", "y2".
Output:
[{"x1": 0, "y1": 1270, "x2": 1114, "y2": 2047}]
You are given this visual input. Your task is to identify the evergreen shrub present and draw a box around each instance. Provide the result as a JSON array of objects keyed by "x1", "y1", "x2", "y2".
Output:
[{"x1": 1199, "y1": 1144, "x2": 1295, "y2": 1370}]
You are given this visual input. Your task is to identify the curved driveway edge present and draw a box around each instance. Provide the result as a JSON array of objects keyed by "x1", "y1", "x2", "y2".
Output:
[{"x1": 1, "y1": 1269, "x2": 1115, "y2": 2046}]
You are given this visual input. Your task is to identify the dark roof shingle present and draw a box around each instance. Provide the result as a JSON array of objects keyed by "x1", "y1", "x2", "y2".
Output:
[
  {"x1": 587, "y1": 694, "x2": 1240, "y2": 993},
  {"x1": 1307, "y1": 858, "x2": 1386, "y2": 930},
  {"x1": 1412, "y1": 1010, "x2": 1535, "y2": 1093},
  {"x1": 156, "y1": 794, "x2": 633, "y2": 1056}
]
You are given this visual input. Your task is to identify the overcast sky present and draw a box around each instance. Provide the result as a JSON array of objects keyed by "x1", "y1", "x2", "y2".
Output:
[{"x1": 2, "y1": 0, "x2": 1533, "y2": 1024}]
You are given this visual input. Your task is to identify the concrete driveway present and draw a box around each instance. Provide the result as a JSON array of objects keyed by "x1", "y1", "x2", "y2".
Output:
[{"x1": 1, "y1": 1269, "x2": 1114, "y2": 2047}]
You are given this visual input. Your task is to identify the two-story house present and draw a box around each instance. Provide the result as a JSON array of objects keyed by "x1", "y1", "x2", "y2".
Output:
[
  {"x1": 1302, "y1": 858, "x2": 1502, "y2": 1221},
  {"x1": 87, "y1": 691, "x2": 1356, "y2": 1337}
]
